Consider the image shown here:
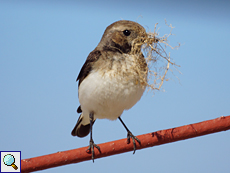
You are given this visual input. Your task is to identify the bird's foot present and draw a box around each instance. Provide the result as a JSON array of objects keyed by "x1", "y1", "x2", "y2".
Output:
[
  {"x1": 86, "y1": 139, "x2": 101, "y2": 162},
  {"x1": 127, "y1": 131, "x2": 141, "y2": 154}
]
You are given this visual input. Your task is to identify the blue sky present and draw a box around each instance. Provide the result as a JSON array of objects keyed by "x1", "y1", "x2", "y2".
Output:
[{"x1": 1, "y1": 1, "x2": 230, "y2": 172}]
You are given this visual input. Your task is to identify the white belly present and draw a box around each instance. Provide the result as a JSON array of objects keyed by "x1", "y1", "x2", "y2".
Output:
[{"x1": 78, "y1": 70, "x2": 145, "y2": 121}]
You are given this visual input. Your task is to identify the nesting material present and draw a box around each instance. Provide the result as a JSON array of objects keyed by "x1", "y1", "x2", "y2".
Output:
[{"x1": 131, "y1": 21, "x2": 180, "y2": 92}]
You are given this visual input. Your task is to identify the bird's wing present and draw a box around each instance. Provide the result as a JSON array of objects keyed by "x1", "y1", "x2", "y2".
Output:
[
  {"x1": 76, "y1": 50, "x2": 101, "y2": 87},
  {"x1": 76, "y1": 50, "x2": 101, "y2": 114}
]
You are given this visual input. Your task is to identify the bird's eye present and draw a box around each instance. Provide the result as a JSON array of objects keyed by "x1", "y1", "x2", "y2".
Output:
[{"x1": 123, "y1": 30, "x2": 131, "y2": 36}]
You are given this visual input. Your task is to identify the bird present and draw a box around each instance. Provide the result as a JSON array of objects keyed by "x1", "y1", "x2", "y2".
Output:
[{"x1": 71, "y1": 20, "x2": 148, "y2": 162}]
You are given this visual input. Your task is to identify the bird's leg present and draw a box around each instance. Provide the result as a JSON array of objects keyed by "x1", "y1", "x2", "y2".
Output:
[
  {"x1": 86, "y1": 112, "x2": 101, "y2": 162},
  {"x1": 118, "y1": 117, "x2": 141, "y2": 154}
]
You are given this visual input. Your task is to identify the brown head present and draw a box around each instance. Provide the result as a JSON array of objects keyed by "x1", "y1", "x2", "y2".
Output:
[{"x1": 97, "y1": 20, "x2": 147, "y2": 54}]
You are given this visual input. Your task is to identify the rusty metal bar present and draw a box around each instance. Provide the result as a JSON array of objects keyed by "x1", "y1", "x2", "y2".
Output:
[{"x1": 21, "y1": 115, "x2": 230, "y2": 172}]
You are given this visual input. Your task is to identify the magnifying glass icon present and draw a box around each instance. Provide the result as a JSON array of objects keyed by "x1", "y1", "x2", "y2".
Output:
[{"x1": 3, "y1": 154, "x2": 18, "y2": 170}]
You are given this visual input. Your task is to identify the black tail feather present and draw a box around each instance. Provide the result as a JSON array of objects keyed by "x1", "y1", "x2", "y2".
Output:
[{"x1": 71, "y1": 114, "x2": 96, "y2": 137}]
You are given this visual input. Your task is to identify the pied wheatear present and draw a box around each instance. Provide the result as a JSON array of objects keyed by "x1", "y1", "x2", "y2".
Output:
[{"x1": 71, "y1": 20, "x2": 148, "y2": 162}]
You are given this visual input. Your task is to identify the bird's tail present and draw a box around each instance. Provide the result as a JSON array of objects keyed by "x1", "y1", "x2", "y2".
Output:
[{"x1": 71, "y1": 113, "x2": 95, "y2": 137}]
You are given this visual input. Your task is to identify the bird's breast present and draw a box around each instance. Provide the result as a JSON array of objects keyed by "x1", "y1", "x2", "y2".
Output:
[{"x1": 78, "y1": 54, "x2": 147, "y2": 120}]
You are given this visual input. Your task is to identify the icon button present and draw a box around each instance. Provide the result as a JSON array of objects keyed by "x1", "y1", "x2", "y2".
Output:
[
  {"x1": 1, "y1": 151, "x2": 21, "y2": 172},
  {"x1": 3, "y1": 154, "x2": 18, "y2": 170}
]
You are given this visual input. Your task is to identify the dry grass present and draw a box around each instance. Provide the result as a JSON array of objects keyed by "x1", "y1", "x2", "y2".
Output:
[{"x1": 131, "y1": 20, "x2": 180, "y2": 92}]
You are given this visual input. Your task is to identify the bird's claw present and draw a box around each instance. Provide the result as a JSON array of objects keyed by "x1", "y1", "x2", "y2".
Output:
[
  {"x1": 86, "y1": 139, "x2": 101, "y2": 162},
  {"x1": 127, "y1": 131, "x2": 141, "y2": 154}
]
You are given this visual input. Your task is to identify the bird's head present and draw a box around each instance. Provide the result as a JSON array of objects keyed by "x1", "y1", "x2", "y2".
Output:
[{"x1": 97, "y1": 20, "x2": 147, "y2": 54}]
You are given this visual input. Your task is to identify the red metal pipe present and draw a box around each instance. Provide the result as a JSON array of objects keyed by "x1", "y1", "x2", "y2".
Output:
[{"x1": 21, "y1": 115, "x2": 230, "y2": 172}]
